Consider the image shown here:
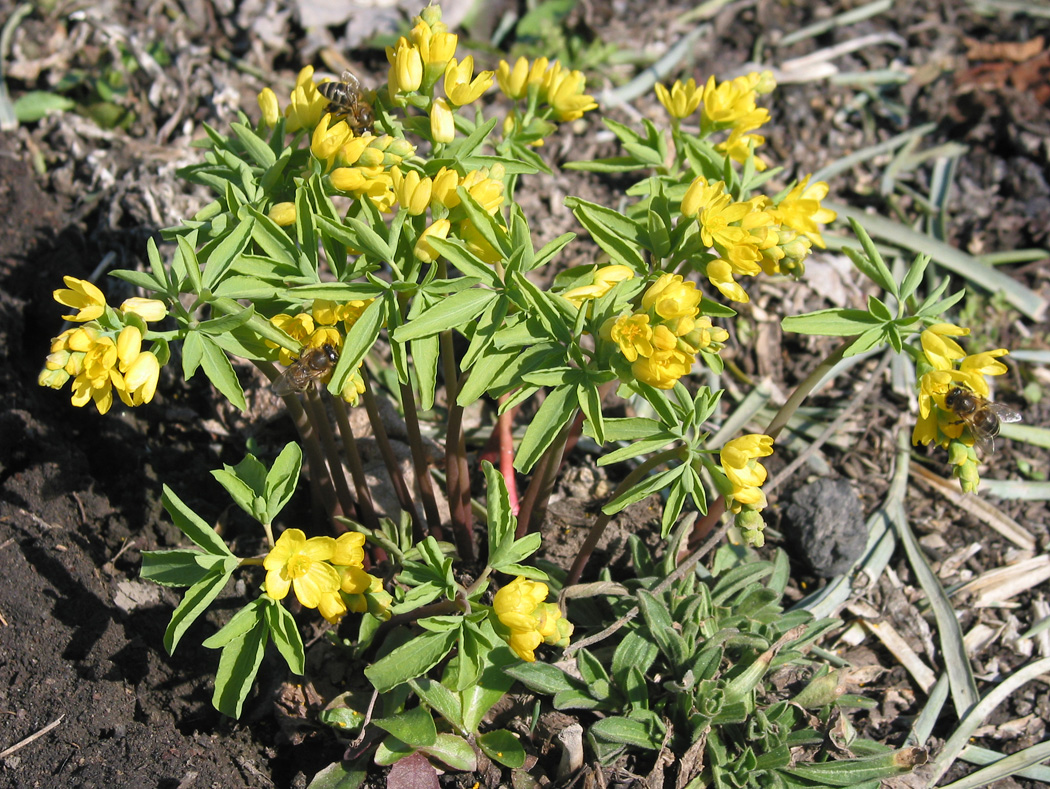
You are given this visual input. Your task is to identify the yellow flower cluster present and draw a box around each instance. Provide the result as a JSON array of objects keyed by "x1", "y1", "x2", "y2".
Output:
[
  {"x1": 268, "y1": 298, "x2": 373, "y2": 403},
  {"x1": 496, "y1": 55, "x2": 598, "y2": 130},
  {"x1": 263, "y1": 529, "x2": 390, "y2": 625},
  {"x1": 682, "y1": 175, "x2": 835, "y2": 301},
  {"x1": 719, "y1": 433, "x2": 774, "y2": 546},
  {"x1": 912, "y1": 323, "x2": 1012, "y2": 490},
  {"x1": 363, "y1": 162, "x2": 506, "y2": 263},
  {"x1": 39, "y1": 277, "x2": 166, "y2": 415},
  {"x1": 491, "y1": 576, "x2": 572, "y2": 662},
  {"x1": 657, "y1": 72, "x2": 775, "y2": 170},
  {"x1": 257, "y1": 66, "x2": 330, "y2": 133},
  {"x1": 600, "y1": 273, "x2": 728, "y2": 389}
]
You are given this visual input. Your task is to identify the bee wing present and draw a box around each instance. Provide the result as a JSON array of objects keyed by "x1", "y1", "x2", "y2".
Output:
[
  {"x1": 340, "y1": 70, "x2": 361, "y2": 90},
  {"x1": 987, "y1": 401, "x2": 1023, "y2": 424},
  {"x1": 973, "y1": 432, "x2": 997, "y2": 456},
  {"x1": 271, "y1": 367, "x2": 299, "y2": 396}
]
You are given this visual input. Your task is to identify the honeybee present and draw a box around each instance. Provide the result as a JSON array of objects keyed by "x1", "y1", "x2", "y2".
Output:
[
  {"x1": 272, "y1": 344, "x2": 339, "y2": 396},
  {"x1": 944, "y1": 386, "x2": 1022, "y2": 455},
  {"x1": 317, "y1": 70, "x2": 375, "y2": 134}
]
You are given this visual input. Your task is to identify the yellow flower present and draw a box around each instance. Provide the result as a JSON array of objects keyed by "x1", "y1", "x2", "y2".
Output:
[
  {"x1": 258, "y1": 87, "x2": 280, "y2": 127},
  {"x1": 285, "y1": 66, "x2": 328, "y2": 133},
  {"x1": 415, "y1": 218, "x2": 451, "y2": 263},
  {"x1": 720, "y1": 434, "x2": 774, "y2": 513},
  {"x1": 700, "y1": 73, "x2": 770, "y2": 131},
  {"x1": 681, "y1": 176, "x2": 725, "y2": 219},
  {"x1": 959, "y1": 349, "x2": 1009, "y2": 380},
  {"x1": 655, "y1": 78, "x2": 702, "y2": 119},
  {"x1": 541, "y1": 63, "x2": 597, "y2": 121},
  {"x1": 493, "y1": 577, "x2": 553, "y2": 662},
  {"x1": 412, "y1": 14, "x2": 457, "y2": 72},
  {"x1": 921, "y1": 324, "x2": 969, "y2": 371},
  {"x1": 706, "y1": 259, "x2": 749, "y2": 303},
  {"x1": 698, "y1": 194, "x2": 753, "y2": 252},
  {"x1": 263, "y1": 528, "x2": 340, "y2": 608},
  {"x1": 444, "y1": 56, "x2": 494, "y2": 106},
  {"x1": 267, "y1": 202, "x2": 297, "y2": 227},
  {"x1": 716, "y1": 127, "x2": 768, "y2": 171},
  {"x1": 312, "y1": 113, "x2": 354, "y2": 165},
  {"x1": 69, "y1": 335, "x2": 122, "y2": 414},
  {"x1": 332, "y1": 531, "x2": 366, "y2": 567},
  {"x1": 389, "y1": 39, "x2": 424, "y2": 94},
  {"x1": 430, "y1": 166, "x2": 461, "y2": 209},
  {"x1": 641, "y1": 273, "x2": 702, "y2": 321},
  {"x1": 116, "y1": 325, "x2": 142, "y2": 371},
  {"x1": 339, "y1": 299, "x2": 373, "y2": 333},
  {"x1": 461, "y1": 167, "x2": 505, "y2": 214},
  {"x1": 771, "y1": 176, "x2": 837, "y2": 248},
  {"x1": 269, "y1": 313, "x2": 315, "y2": 365},
  {"x1": 563, "y1": 264, "x2": 634, "y2": 307},
  {"x1": 121, "y1": 351, "x2": 160, "y2": 406},
  {"x1": 430, "y1": 97, "x2": 455, "y2": 143},
  {"x1": 631, "y1": 348, "x2": 694, "y2": 389},
  {"x1": 601, "y1": 313, "x2": 653, "y2": 363},
  {"x1": 392, "y1": 167, "x2": 434, "y2": 215},
  {"x1": 497, "y1": 56, "x2": 549, "y2": 100},
  {"x1": 120, "y1": 297, "x2": 168, "y2": 322},
  {"x1": 54, "y1": 276, "x2": 106, "y2": 322}
]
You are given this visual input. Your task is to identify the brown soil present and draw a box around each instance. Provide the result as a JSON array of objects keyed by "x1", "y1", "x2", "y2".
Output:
[{"x1": 2, "y1": 1, "x2": 1049, "y2": 787}]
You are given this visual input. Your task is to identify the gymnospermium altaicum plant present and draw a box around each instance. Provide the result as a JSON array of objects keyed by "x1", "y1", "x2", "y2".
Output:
[{"x1": 36, "y1": 3, "x2": 1018, "y2": 782}]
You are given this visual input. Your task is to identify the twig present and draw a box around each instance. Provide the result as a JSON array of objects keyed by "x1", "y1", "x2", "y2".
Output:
[{"x1": 0, "y1": 715, "x2": 65, "y2": 759}]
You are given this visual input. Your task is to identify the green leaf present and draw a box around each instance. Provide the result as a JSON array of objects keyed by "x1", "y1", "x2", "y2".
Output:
[
  {"x1": 164, "y1": 563, "x2": 236, "y2": 654},
  {"x1": 461, "y1": 646, "x2": 518, "y2": 733},
  {"x1": 364, "y1": 629, "x2": 459, "y2": 692},
  {"x1": 392, "y1": 287, "x2": 496, "y2": 342},
  {"x1": 636, "y1": 589, "x2": 688, "y2": 667},
  {"x1": 202, "y1": 215, "x2": 254, "y2": 289},
  {"x1": 409, "y1": 677, "x2": 463, "y2": 730},
  {"x1": 304, "y1": 758, "x2": 369, "y2": 789},
  {"x1": 328, "y1": 296, "x2": 386, "y2": 396},
  {"x1": 202, "y1": 597, "x2": 268, "y2": 649},
  {"x1": 602, "y1": 465, "x2": 683, "y2": 515},
  {"x1": 139, "y1": 549, "x2": 212, "y2": 587},
  {"x1": 264, "y1": 443, "x2": 302, "y2": 524},
  {"x1": 503, "y1": 661, "x2": 577, "y2": 695},
  {"x1": 590, "y1": 715, "x2": 665, "y2": 749},
  {"x1": 482, "y1": 461, "x2": 513, "y2": 560},
  {"x1": 781, "y1": 308, "x2": 882, "y2": 336},
  {"x1": 566, "y1": 197, "x2": 646, "y2": 271},
  {"x1": 212, "y1": 616, "x2": 268, "y2": 718},
  {"x1": 514, "y1": 383, "x2": 579, "y2": 473},
  {"x1": 265, "y1": 598, "x2": 305, "y2": 674},
  {"x1": 13, "y1": 91, "x2": 75, "y2": 122},
  {"x1": 230, "y1": 122, "x2": 277, "y2": 168},
  {"x1": 477, "y1": 730, "x2": 526, "y2": 768},
  {"x1": 421, "y1": 733, "x2": 477, "y2": 772},
  {"x1": 316, "y1": 214, "x2": 393, "y2": 261},
  {"x1": 161, "y1": 485, "x2": 233, "y2": 556},
  {"x1": 197, "y1": 333, "x2": 247, "y2": 411},
  {"x1": 373, "y1": 705, "x2": 437, "y2": 748}
]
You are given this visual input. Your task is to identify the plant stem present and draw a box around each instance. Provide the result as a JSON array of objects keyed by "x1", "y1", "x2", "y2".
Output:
[
  {"x1": 566, "y1": 447, "x2": 682, "y2": 585},
  {"x1": 516, "y1": 417, "x2": 574, "y2": 537},
  {"x1": 764, "y1": 337, "x2": 851, "y2": 442},
  {"x1": 330, "y1": 395, "x2": 379, "y2": 532},
  {"x1": 304, "y1": 386, "x2": 355, "y2": 520},
  {"x1": 256, "y1": 360, "x2": 336, "y2": 529},
  {"x1": 441, "y1": 331, "x2": 475, "y2": 561},
  {"x1": 360, "y1": 371, "x2": 423, "y2": 541},
  {"x1": 398, "y1": 380, "x2": 444, "y2": 536}
]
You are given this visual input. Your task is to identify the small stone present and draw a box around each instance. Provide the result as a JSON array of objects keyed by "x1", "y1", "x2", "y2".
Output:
[{"x1": 783, "y1": 478, "x2": 867, "y2": 576}]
